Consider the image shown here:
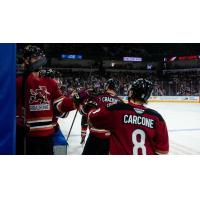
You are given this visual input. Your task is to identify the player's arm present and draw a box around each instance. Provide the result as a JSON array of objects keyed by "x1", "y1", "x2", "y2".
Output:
[
  {"x1": 88, "y1": 105, "x2": 113, "y2": 131},
  {"x1": 53, "y1": 82, "x2": 94, "y2": 116},
  {"x1": 51, "y1": 80, "x2": 76, "y2": 115},
  {"x1": 79, "y1": 100, "x2": 98, "y2": 116},
  {"x1": 154, "y1": 118, "x2": 169, "y2": 155}
]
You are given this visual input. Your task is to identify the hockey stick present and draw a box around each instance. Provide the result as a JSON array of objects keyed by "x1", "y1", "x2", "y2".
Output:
[
  {"x1": 66, "y1": 109, "x2": 78, "y2": 141},
  {"x1": 78, "y1": 65, "x2": 94, "y2": 144},
  {"x1": 21, "y1": 69, "x2": 32, "y2": 155},
  {"x1": 67, "y1": 65, "x2": 93, "y2": 144}
]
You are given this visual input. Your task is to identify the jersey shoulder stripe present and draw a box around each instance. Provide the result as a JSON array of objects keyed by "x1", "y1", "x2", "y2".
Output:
[
  {"x1": 145, "y1": 108, "x2": 164, "y2": 122},
  {"x1": 106, "y1": 103, "x2": 165, "y2": 122}
]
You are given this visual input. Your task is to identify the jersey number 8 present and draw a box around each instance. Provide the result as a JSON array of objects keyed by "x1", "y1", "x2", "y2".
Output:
[{"x1": 132, "y1": 129, "x2": 146, "y2": 155}]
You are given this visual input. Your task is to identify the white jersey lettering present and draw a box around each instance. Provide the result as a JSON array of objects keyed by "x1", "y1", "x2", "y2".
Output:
[{"x1": 123, "y1": 115, "x2": 154, "y2": 129}]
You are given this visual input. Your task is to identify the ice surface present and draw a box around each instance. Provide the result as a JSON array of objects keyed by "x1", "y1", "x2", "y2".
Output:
[
  {"x1": 58, "y1": 103, "x2": 200, "y2": 155},
  {"x1": 149, "y1": 103, "x2": 200, "y2": 154}
]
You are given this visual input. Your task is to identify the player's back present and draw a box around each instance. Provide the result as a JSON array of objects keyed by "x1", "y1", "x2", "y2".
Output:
[
  {"x1": 93, "y1": 92, "x2": 122, "y2": 107},
  {"x1": 108, "y1": 102, "x2": 169, "y2": 155}
]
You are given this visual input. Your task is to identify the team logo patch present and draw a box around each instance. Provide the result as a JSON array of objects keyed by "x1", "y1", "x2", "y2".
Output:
[
  {"x1": 29, "y1": 86, "x2": 50, "y2": 111},
  {"x1": 29, "y1": 86, "x2": 50, "y2": 104}
]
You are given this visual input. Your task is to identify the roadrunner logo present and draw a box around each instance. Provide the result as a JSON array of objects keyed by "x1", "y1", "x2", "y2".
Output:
[{"x1": 29, "y1": 86, "x2": 50, "y2": 111}]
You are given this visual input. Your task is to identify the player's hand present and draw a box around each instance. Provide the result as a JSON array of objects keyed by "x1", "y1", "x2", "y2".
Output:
[
  {"x1": 71, "y1": 88, "x2": 94, "y2": 106},
  {"x1": 82, "y1": 100, "x2": 98, "y2": 114}
]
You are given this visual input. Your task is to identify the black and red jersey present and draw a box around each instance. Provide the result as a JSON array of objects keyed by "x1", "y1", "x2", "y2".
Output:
[
  {"x1": 82, "y1": 91, "x2": 123, "y2": 138},
  {"x1": 92, "y1": 92, "x2": 123, "y2": 107},
  {"x1": 88, "y1": 101, "x2": 169, "y2": 155}
]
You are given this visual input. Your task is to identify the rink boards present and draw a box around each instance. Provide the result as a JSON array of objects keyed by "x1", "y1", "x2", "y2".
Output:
[{"x1": 120, "y1": 96, "x2": 200, "y2": 103}]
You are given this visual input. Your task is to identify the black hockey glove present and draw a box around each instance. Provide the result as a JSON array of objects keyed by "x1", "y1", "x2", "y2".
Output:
[
  {"x1": 72, "y1": 88, "x2": 94, "y2": 106},
  {"x1": 82, "y1": 100, "x2": 98, "y2": 115}
]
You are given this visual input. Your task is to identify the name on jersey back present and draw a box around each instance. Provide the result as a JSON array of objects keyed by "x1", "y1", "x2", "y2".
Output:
[{"x1": 124, "y1": 115, "x2": 154, "y2": 129}]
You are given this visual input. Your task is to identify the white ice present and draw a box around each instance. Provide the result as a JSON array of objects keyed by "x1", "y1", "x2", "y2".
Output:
[{"x1": 58, "y1": 103, "x2": 200, "y2": 155}]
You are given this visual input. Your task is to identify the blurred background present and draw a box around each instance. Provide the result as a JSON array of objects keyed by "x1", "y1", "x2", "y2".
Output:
[{"x1": 17, "y1": 43, "x2": 200, "y2": 97}]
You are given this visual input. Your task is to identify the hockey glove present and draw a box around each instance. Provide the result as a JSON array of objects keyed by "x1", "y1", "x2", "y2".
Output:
[
  {"x1": 72, "y1": 88, "x2": 93, "y2": 106},
  {"x1": 82, "y1": 100, "x2": 98, "y2": 115}
]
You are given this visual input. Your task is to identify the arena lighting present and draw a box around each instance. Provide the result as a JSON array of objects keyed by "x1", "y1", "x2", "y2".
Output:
[
  {"x1": 111, "y1": 62, "x2": 115, "y2": 67},
  {"x1": 147, "y1": 64, "x2": 152, "y2": 70},
  {"x1": 123, "y1": 57, "x2": 142, "y2": 62},
  {"x1": 61, "y1": 54, "x2": 83, "y2": 60},
  {"x1": 178, "y1": 55, "x2": 198, "y2": 61},
  {"x1": 164, "y1": 55, "x2": 199, "y2": 62}
]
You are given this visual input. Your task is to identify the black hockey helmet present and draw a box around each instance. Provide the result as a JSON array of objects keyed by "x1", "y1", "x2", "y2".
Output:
[
  {"x1": 128, "y1": 78, "x2": 154, "y2": 102},
  {"x1": 23, "y1": 45, "x2": 45, "y2": 59},
  {"x1": 23, "y1": 45, "x2": 47, "y2": 72},
  {"x1": 105, "y1": 78, "x2": 117, "y2": 91}
]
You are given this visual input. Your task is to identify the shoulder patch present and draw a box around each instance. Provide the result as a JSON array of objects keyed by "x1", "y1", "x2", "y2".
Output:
[{"x1": 134, "y1": 108, "x2": 145, "y2": 114}]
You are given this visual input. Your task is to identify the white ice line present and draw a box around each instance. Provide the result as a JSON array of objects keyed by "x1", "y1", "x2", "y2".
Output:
[{"x1": 169, "y1": 128, "x2": 200, "y2": 133}]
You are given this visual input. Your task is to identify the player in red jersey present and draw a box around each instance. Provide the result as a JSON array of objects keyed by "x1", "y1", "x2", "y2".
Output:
[
  {"x1": 88, "y1": 78, "x2": 169, "y2": 155},
  {"x1": 39, "y1": 68, "x2": 69, "y2": 154},
  {"x1": 80, "y1": 79, "x2": 123, "y2": 155},
  {"x1": 16, "y1": 45, "x2": 91, "y2": 155}
]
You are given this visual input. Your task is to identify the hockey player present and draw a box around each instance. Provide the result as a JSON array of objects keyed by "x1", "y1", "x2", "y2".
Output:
[
  {"x1": 40, "y1": 68, "x2": 69, "y2": 154},
  {"x1": 88, "y1": 78, "x2": 169, "y2": 155},
  {"x1": 81, "y1": 79, "x2": 123, "y2": 155},
  {"x1": 16, "y1": 45, "x2": 91, "y2": 155}
]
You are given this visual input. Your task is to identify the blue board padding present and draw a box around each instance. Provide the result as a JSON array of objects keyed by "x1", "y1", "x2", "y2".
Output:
[
  {"x1": 53, "y1": 128, "x2": 68, "y2": 146},
  {"x1": 0, "y1": 44, "x2": 16, "y2": 155}
]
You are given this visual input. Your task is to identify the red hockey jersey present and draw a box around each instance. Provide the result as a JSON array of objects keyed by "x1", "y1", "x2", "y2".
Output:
[
  {"x1": 88, "y1": 102, "x2": 169, "y2": 155},
  {"x1": 92, "y1": 92, "x2": 122, "y2": 107},
  {"x1": 84, "y1": 92, "x2": 123, "y2": 138},
  {"x1": 16, "y1": 73, "x2": 75, "y2": 137}
]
